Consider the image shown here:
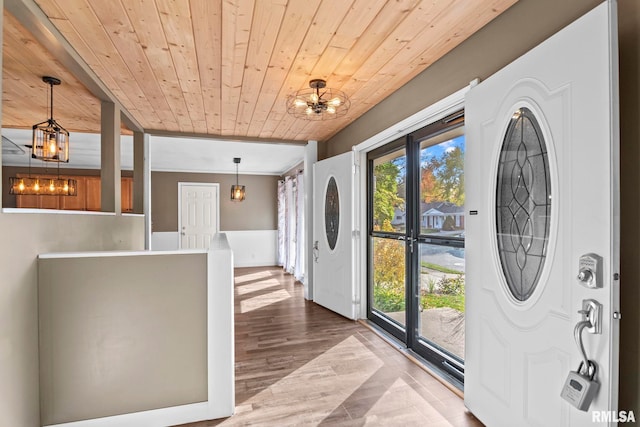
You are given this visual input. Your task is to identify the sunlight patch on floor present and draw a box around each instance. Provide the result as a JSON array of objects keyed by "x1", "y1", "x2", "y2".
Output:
[
  {"x1": 222, "y1": 335, "x2": 384, "y2": 425},
  {"x1": 234, "y1": 270, "x2": 275, "y2": 285},
  {"x1": 239, "y1": 289, "x2": 291, "y2": 313},
  {"x1": 363, "y1": 377, "x2": 453, "y2": 425},
  {"x1": 235, "y1": 279, "x2": 282, "y2": 295}
]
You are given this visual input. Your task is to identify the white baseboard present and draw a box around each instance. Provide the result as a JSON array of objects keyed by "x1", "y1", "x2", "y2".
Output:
[{"x1": 151, "y1": 230, "x2": 277, "y2": 268}]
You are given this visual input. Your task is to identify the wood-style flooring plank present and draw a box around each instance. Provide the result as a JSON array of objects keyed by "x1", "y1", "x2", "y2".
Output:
[{"x1": 177, "y1": 266, "x2": 483, "y2": 426}]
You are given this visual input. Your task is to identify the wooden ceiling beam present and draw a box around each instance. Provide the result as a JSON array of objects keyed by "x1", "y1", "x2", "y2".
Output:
[{"x1": 147, "y1": 128, "x2": 307, "y2": 147}]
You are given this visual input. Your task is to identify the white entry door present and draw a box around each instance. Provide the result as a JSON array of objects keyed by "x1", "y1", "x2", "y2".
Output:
[
  {"x1": 179, "y1": 183, "x2": 220, "y2": 250},
  {"x1": 313, "y1": 151, "x2": 356, "y2": 319},
  {"x1": 465, "y1": 2, "x2": 619, "y2": 426}
]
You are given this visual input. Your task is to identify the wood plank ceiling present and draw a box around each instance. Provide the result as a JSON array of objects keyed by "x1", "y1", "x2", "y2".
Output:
[{"x1": 3, "y1": 0, "x2": 517, "y2": 142}]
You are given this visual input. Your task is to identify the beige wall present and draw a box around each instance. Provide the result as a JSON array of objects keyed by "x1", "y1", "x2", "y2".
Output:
[
  {"x1": 0, "y1": 213, "x2": 144, "y2": 426},
  {"x1": 39, "y1": 252, "x2": 207, "y2": 424},
  {"x1": 323, "y1": 0, "x2": 639, "y2": 413},
  {"x1": 152, "y1": 171, "x2": 279, "y2": 232}
]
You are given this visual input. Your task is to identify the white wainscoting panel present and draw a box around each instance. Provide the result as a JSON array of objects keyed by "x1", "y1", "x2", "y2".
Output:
[
  {"x1": 223, "y1": 230, "x2": 278, "y2": 267},
  {"x1": 152, "y1": 230, "x2": 277, "y2": 268},
  {"x1": 151, "y1": 231, "x2": 180, "y2": 251}
]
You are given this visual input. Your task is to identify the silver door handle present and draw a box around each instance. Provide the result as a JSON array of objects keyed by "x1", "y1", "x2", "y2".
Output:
[{"x1": 313, "y1": 241, "x2": 319, "y2": 263}]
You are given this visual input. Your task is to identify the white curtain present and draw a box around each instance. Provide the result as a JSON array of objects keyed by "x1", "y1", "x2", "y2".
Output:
[
  {"x1": 277, "y1": 180, "x2": 286, "y2": 266},
  {"x1": 286, "y1": 177, "x2": 297, "y2": 274},
  {"x1": 278, "y1": 171, "x2": 305, "y2": 283},
  {"x1": 294, "y1": 174, "x2": 305, "y2": 282}
]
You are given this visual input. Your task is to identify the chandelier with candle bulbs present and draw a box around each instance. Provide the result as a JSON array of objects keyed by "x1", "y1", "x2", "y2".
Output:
[{"x1": 286, "y1": 79, "x2": 350, "y2": 120}]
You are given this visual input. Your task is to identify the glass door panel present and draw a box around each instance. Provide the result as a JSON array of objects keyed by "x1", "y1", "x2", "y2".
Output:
[
  {"x1": 372, "y1": 149, "x2": 406, "y2": 233},
  {"x1": 369, "y1": 145, "x2": 407, "y2": 337},
  {"x1": 372, "y1": 237, "x2": 406, "y2": 328},
  {"x1": 414, "y1": 124, "x2": 465, "y2": 378},
  {"x1": 367, "y1": 112, "x2": 465, "y2": 386},
  {"x1": 418, "y1": 243, "x2": 465, "y2": 360},
  {"x1": 419, "y1": 131, "x2": 465, "y2": 236}
]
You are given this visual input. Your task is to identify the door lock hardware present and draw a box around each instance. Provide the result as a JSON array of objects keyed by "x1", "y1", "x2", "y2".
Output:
[
  {"x1": 561, "y1": 360, "x2": 599, "y2": 411},
  {"x1": 577, "y1": 253, "x2": 602, "y2": 289},
  {"x1": 580, "y1": 299, "x2": 602, "y2": 334},
  {"x1": 562, "y1": 299, "x2": 603, "y2": 411}
]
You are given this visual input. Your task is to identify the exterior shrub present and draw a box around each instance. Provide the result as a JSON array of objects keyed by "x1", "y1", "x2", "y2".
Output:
[{"x1": 438, "y1": 275, "x2": 465, "y2": 295}]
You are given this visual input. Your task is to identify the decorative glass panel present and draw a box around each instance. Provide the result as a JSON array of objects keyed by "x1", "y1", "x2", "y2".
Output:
[
  {"x1": 496, "y1": 108, "x2": 551, "y2": 302},
  {"x1": 325, "y1": 177, "x2": 339, "y2": 250}
]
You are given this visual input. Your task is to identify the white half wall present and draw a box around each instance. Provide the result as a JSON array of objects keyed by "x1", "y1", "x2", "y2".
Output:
[
  {"x1": 0, "y1": 211, "x2": 145, "y2": 427},
  {"x1": 152, "y1": 230, "x2": 278, "y2": 268}
]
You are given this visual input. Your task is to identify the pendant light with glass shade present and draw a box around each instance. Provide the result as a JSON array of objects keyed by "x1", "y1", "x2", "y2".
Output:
[
  {"x1": 231, "y1": 157, "x2": 245, "y2": 202},
  {"x1": 8, "y1": 76, "x2": 76, "y2": 196}
]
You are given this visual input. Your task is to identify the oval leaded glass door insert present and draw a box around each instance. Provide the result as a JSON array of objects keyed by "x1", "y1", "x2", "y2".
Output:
[
  {"x1": 325, "y1": 176, "x2": 340, "y2": 250},
  {"x1": 496, "y1": 107, "x2": 551, "y2": 302}
]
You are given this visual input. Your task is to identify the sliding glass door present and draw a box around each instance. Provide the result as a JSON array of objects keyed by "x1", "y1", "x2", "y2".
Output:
[{"x1": 368, "y1": 112, "x2": 465, "y2": 386}]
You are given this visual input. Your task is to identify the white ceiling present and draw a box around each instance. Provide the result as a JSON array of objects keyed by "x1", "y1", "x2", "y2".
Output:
[{"x1": 1, "y1": 128, "x2": 305, "y2": 175}]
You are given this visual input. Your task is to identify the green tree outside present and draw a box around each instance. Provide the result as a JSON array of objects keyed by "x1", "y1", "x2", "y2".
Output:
[{"x1": 372, "y1": 142, "x2": 465, "y2": 314}]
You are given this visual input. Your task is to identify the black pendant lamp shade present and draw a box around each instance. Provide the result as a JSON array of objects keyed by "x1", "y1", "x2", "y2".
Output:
[{"x1": 32, "y1": 76, "x2": 70, "y2": 162}]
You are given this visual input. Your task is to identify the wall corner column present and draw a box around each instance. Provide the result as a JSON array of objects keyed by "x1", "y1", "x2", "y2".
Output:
[
  {"x1": 133, "y1": 131, "x2": 151, "y2": 249},
  {"x1": 304, "y1": 140, "x2": 317, "y2": 300},
  {"x1": 100, "y1": 101, "x2": 121, "y2": 213}
]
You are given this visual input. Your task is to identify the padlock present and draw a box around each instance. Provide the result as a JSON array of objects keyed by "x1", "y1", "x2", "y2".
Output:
[{"x1": 560, "y1": 360, "x2": 600, "y2": 411}]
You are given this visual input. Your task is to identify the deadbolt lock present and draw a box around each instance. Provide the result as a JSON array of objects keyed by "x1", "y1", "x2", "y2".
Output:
[{"x1": 577, "y1": 253, "x2": 602, "y2": 289}]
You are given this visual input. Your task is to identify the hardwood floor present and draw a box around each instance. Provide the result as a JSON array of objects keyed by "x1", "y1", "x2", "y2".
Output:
[{"x1": 178, "y1": 266, "x2": 482, "y2": 426}]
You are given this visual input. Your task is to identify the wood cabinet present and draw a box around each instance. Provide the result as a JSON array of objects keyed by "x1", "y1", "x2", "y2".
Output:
[
  {"x1": 85, "y1": 177, "x2": 101, "y2": 211},
  {"x1": 16, "y1": 175, "x2": 133, "y2": 212},
  {"x1": 121, "y1": 178, "x2": 133, "y2": 213},
  {"x1": 61, "y1": 178, "x2": 86, "y2": 211}
]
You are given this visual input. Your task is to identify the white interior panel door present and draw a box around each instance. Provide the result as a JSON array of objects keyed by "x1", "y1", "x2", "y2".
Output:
[
  {"x1": 465, "y1": 2, "x2": 619, "y2": 426},
  {"x1": 179, "y1": 183, "x2": 220, "y2": 250},
  {"x1": 313, "y1": 151, "x2": 356, "y2": 319}
]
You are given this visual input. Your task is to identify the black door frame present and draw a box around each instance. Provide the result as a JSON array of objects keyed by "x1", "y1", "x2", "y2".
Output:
[{"x1": 367, "y1": 111, "x2": 465, "y2": 388}]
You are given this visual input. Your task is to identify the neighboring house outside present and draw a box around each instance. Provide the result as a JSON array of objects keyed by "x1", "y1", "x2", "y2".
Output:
[
  {"x1": 390, "y1": 202, "x2": 464, "y2": 231},
  {"x1": 390, "y1": 207, "x2": 406, "y2": 228},
  {"x1": 421, "y1": 201, "x2": 464, "y2": 230}
]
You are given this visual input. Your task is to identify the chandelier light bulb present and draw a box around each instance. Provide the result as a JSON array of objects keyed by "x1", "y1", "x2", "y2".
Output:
[
  {"x1": 34, "y1": 181, "x2": 40, "y2": 192},
  {"x1": 286, "y1": 79, "x2": 350, "y2": 120},
  {"x1": 48, "y1": 138, "x2": 57, "y2": 154},
  {"x1": 18, "y1": 180, "x2": 25, "y2": 191}
]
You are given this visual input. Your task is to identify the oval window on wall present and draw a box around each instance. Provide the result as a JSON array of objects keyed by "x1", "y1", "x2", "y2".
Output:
[
  {"x1": 496, "y1": 107, "x2": 551, "y2": 302},
  {"x1": 325, "y1": 176, "x2": 340, "y2": 250}
]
